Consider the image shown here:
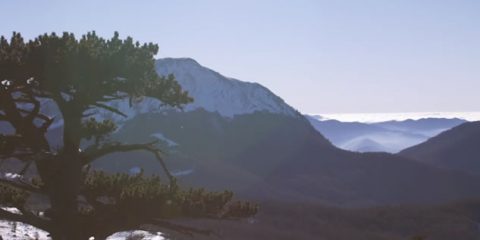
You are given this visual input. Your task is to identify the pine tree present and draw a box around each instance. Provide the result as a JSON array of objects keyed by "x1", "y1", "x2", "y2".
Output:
[{"x1": 0, "y1": 32, "x2": 257, "y2": 240}]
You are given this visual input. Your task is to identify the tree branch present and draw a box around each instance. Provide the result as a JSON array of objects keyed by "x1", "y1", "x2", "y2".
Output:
[
  {"x1": 10, "y1": 90, "x2": 41, "y2": 122},
  {"x1": 0, "y1": 113, "x2": 7, "y2": 121},
  {"x1": 0, "y1": 207, "x2": 51, "y2": 232},
  {"x1": 82, "y1": 112, "x2": 97, "y2": 118},
  {"x1": 83, "y1": 141, "x2": 173, "y2": 183},
  {"x1": 91, "y1": 102, "x2": 128, "y2": 118},
  {"x1": 8, "y1": 92, "x2": 54, "y2": 131},
  {"x1": 0, "y1": 92, "x2": 24, "y2": 130},
  {"x1": 26, "y1": 95, "x2": 40, "y2": 122},
  {"x1": 0, "y1": 177, "x2": 41, "y2": 193},
  {"x1": 39, "y1": 117, "x2": 55, "y2": 132},
  {"x1": 99, "y1": 94, "x2": 126, "y2": 101},
  {"x1": 17, "y1": 109, "x2": 52, "y2": 122},
  {"x1": 19, "y1": 160, "x2": 34, "y2": 175}
]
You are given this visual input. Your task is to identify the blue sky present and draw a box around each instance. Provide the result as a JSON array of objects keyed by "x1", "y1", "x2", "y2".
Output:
[{"x1": 1, "y1": 0, "x2": 479, "y2": 114}]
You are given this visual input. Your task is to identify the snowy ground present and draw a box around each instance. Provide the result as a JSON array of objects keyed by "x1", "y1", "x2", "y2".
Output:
[
  {"x1": 0, "y1": 221, "x2": 165, "y2": 240},
  {"x1": 106, "y1": 230, "x2": 165, "y2": 240},
  {"x1": 0, "y1": 208, "x2": 165, "y2": 240},
  {"x1": 0, "y1": 208, "x2": 49, "y2": 240},
  {"x1": 0, "y1": 220, "x2": 49, "y2": 239}
]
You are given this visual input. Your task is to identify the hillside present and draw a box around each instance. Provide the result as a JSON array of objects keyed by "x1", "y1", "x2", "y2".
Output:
[
  {"x1": 91, "y1": 109, "x2": 480, "y2": 207},
  {"x1": 400, "y1": 121, "x2": 480, "y2": 175},
  {"x1": 167, "y1": 199, "x2": 480, "y2": 240}
]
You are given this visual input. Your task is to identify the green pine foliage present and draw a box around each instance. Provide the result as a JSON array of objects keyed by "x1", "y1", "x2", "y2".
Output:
[
  {"x1": 81, "y1": 118, "x2": 117, "y2": 144},
  {"x1": 0, "y1": 32, "x2": 256, "y2": 239},
  {"x1": 0, "y1": 183, "x2": 28, "y2": 207},
  {"x1": 83, "y1": 171, "x2": 257, "y2": 219}
]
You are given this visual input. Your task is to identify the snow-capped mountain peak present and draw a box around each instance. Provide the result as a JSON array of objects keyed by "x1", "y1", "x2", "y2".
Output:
[{"x1": 155, "y1": 58, "x2": 298, "y2": 118}]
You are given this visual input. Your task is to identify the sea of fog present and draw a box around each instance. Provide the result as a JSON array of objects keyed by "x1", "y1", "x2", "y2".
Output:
[{"x1": 312, "y1": 112, "x2": 480, "y2": 123}]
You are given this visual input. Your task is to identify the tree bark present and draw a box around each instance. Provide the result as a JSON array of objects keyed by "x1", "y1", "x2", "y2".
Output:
[{"x1": 47, "y1": 109, "x2": 85, "y2": 240}]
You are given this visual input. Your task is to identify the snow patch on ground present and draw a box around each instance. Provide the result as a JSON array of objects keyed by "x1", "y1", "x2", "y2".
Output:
[
  {"x1": 0, "y1": 220, "x2": 49, "y2": 240},
  {"x1": 106, "y1": 230, "x2": 165, "y2": 240},
  {"x1": 3, "y1": 173, "x2": 22, "y2": 180},
  {"x1": 0, "y1": 208, "x2": 49, "y2": 240},
  {"x1": 0, "y1": 208, "x2": 166, "y2": 240}
]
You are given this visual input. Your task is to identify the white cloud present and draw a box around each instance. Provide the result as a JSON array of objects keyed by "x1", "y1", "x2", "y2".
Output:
[{"x1": 311, "y1": 112, "x2": 480, "y2": 123}]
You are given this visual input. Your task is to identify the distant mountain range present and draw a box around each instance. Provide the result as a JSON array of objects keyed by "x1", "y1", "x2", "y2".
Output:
[
  {"x1": 306, "y1": 116, "x2": 466, "y2": 153},
  {"x1": 315, "y1": 112, "x2": 480, "y2": 122},
  {"x1": 3, "y1": 58, "x2": 480, "y2": 239},
  {"x1": 4, "y1": 57, "x2": 478, "y2": 206},
  {"x1": 400, "y1": 121, "x2": 480, "y2": 176},
  {"x1": 90, "y1": 58, "x2": 480, "y2": 207}
]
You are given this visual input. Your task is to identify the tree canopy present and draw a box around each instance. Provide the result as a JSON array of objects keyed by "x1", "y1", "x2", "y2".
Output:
[{"x1": 0, "y1": 32, "x2": 257, "y2": 240}]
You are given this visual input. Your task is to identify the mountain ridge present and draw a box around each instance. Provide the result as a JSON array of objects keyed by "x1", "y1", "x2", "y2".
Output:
[
  {"x1": 155, "y1": 58, "x2": 299, "y2": 118},
  {"x1": 399, "y1": 121, "x2": 480, "y2": 175}
]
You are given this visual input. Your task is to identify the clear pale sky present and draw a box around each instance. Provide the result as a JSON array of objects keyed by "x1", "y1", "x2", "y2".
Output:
[{"x1": 1, "y1": 0, "x2": 479, "y2": 114}]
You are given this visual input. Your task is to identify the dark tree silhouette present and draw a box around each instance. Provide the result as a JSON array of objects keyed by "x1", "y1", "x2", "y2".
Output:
[{"x1": 0, "y1": 32, "x2": 257, "y2": 240}]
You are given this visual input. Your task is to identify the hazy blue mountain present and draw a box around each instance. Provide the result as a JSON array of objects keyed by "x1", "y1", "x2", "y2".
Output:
[
  {"x1": 306, "y1": 115, "x2": 466, "y2": 153},
  {"x1": 376, "y1": 118, "x2": 466, "y2": 136},
  {"x1": 341, "y1": 138, "x2": 388, "y2": 152},
  {"x1": 400, "y1": 121, "x2": 480, "y2": 176},
  {"x1": 91, "y1": 58, "x2": 480, "y2": 207}
]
